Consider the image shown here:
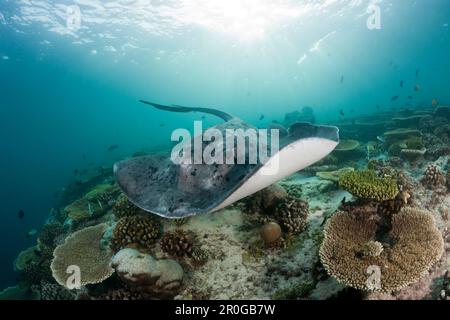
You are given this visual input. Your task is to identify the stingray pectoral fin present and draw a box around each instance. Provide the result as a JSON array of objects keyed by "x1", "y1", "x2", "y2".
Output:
[
  {"x1": 139, "y1": 100, "x2": 234, "y2": 121},
  {"x1": 212, "y1": 125, "x2": 340, "y2": 211},
  {"x1": 289, "y1": 122, "x2": 340, "y2": 143}
]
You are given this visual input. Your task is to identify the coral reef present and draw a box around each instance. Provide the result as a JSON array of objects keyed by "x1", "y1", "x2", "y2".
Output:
[
  {"x1": 316, "y1": 167, "x2": 354, "y2": 183},
  {"x1": 14, "y1": 246, "x2": 41, "y2": 271},
  {"x1": 339, "y1": 170, "x2": 399, "y2": 202},
  {"x1": 38, "y1": 221, "x2": 65, "y2": 248},
  {"x1": 38, "y1": 281, "x2": 75, "y2": 300},
  {"x1": 112, "y1": 194, "x2": 146, "y2": 218},
  {"x1": 319, "y1": 208, "x2": 444, "y2": 292},
  {"x1": 276, "y1": 197, "x2": 309, "y2": 235},
  {"x1": 51, "y1": 223, "x2": 114, "y2": 288},
  {"x1": 110, "y1": 214, "x2": 161, "y2": 252},
  {"x1": 160, "y1": 229, "x2": 195, "y2": 257},
  {"x1": 111, "y1": 248, "x2": 184, "y2": 299},
  {"x1": 422, "y1": 164, "x2": 446, "y2": 187},
  {"x1": 260, "y1": 222, "x2": 282, "y2": 246},
  {"x1": 242, "y1": 185, "x2": 287, "y2": 215}
]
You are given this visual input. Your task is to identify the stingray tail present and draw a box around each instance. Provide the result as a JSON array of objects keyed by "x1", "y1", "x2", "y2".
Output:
[{"x1": 139, "y1": 100, "x2": 233, "y2": 122}]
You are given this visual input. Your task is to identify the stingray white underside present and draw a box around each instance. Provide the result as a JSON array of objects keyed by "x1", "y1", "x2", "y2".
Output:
[{"x1": 211, "y1": 137, "x2": 339, "y2": 212}]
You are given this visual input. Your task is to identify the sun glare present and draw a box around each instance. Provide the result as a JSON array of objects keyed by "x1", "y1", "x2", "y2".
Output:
[{"x1": 179, "y1": 0, "x2": 308, "y2": 41}]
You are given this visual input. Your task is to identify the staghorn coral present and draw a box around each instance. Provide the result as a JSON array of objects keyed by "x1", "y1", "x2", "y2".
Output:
[
  {"x1": 422, "y1": 164, "x2": 446, "y2": 187},
  {"x1": 319, "y1": 208, "x2": 444, "y2": 292},
  {"x1": 110, "y1": 214, "x2": 161, "y2": 252},
  {"x1": 112, "y1": 194, "x2": 146, "y2": 218},
  {"x1": 275, "y1": 196, "x2": 308, "y2": 234},
  {"x1": 339, "y1": 170, "x2": 399, "y2": 202},
  {"x1": 160, "y1": 229, "x2": 194, "y2": 257},
  {"x1": 51, "y1": 223, "x2": 114, "y2": 288}
]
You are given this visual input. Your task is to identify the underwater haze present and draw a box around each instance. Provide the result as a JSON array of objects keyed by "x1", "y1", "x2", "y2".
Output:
[{"x1": 0, "y1": 0, "x2": 449, "y2": 296}]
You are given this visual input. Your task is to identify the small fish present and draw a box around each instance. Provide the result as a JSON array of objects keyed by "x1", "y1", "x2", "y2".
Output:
[
  {"x1": 414, "y1": 84, "x2": 421, "y2": 92},
  {"x1": 201, "y1": 115, "x2": 206, "y2": 120},
  {"x1": 432, "y1": 99, "x2": 439, "y2": 107},
  {"x1": 18, "y1": 209, "x2": 25, "y2": 219},
  {"x1": 400, "y1": 80, "x2": 403, "y2": 88},
  {"x1": 376, "y1": 136, "x2": 385, "y2": 144},
  {"x1": 340, "y1": 75, "x2": 344, "y2": 84},
  {"x1": 107, "y1": 145, "x2": 119, "y2": 152},
  {"x1": 341, "y1": 197, "x2": 346, "y2": 205},
  {"x1": 391, "y1": 96, "x2": 399, "y2": 101},
  {"x1": 26, "y1": 229, "x2": 38, "y2": 238},
  {"x1": 339, "y1": 109, "x2": 345, "y2": 117},
  {"x1": 415, "y1": 69, "x2": 420, "y2": 77},
  {"x1": 259, "y1": 114, "x2": 265, "y2": 121},
  {"x1": 159, "y1": 123, "x2": 165, "y2": 127}
]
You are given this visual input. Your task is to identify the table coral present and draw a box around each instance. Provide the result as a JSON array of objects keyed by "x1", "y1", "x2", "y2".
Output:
[
  {"x1": 319, "y1": 208, "x2": 444, "y2": 293},
  {"x1": 51, "y1": 223, "x2": 114, "y2": 288}
]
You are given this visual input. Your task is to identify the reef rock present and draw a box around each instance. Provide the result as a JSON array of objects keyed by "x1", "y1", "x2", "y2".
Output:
[{"x1": 111, "y1": 248, "x2": 183, "y2": 299}]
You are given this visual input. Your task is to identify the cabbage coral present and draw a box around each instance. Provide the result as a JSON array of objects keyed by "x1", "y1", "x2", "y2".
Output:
[
  {"x1": 51, "y1": 223, "x2": 114, "y2": 288},
  {"x1": 339, "y1": 170, "x2": 399, "y2": 202},
  {"x1": 319, "y1": 208, "x2": 444, "y2": 293}
]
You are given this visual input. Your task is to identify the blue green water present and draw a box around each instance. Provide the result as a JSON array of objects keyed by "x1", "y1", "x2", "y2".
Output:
[{"x1": 0, "y1": 0, "x2": 449, "y2": 288}]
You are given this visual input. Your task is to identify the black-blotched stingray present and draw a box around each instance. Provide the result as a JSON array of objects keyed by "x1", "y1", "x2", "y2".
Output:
[{"x1": 114, "y1": 101, "x2": 339, "y2": 219}]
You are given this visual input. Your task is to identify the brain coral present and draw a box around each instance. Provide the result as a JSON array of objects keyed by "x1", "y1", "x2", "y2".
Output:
[
  {"x1": 110, "y1": 214, "x2": 161, "y2": 252},
  {"x1": 339, "y1": 170, "x2": 399, "y2": 202},
  {"x1": 319, "y1": 208, "x2": 444, "y2": 292},
  {"x1": 51, "y1": 223, "x2": 114, "y2": 288}
]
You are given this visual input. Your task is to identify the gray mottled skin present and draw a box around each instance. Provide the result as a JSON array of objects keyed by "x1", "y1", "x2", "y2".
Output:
[{"x1": 114, "y1": 102, "x2": 339, "y2": 218}]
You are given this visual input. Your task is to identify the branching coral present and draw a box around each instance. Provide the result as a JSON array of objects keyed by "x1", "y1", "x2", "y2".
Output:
[
  {"x1": 319, "y1": 208, "x2": 444, "y2": 292},
  {"x1": 51, "y1": 223, "x2": 114, "y2": 288},
  {"x1": 241, "y1": 185, "x2": 287, "y2": 215},
  {"x1": 110, "y1": 214, "x2": 161, "y2": 252},
  {"x1": 112, "y1": 194, "x2": 146, "y2": 219},
  {"x1": 275, "y1": 196, "x2": 308, "y2": 234},
  {"x1": 85, "y1": 184, "x2": 120, "y2": 207},
  {"x1": 38, "y1": 222, "x2": 65, "y2": 248},
  {"x1": 160, "y1": 229, "x2": 195, "y2": 257},
  {"x1": 422, "y1": 164, "x2": 446, "y2": 187},
  {"x1": 339, "y1": 170, "x2": 399, "y2": 202},
  {"x1": 39, "y1": 281, "x2": 75, "y2": 300}
]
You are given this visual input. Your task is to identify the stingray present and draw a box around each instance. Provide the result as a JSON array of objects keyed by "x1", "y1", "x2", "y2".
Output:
[{"x1": 114, "y1": 101, "x2": 340, "y2": 219}]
